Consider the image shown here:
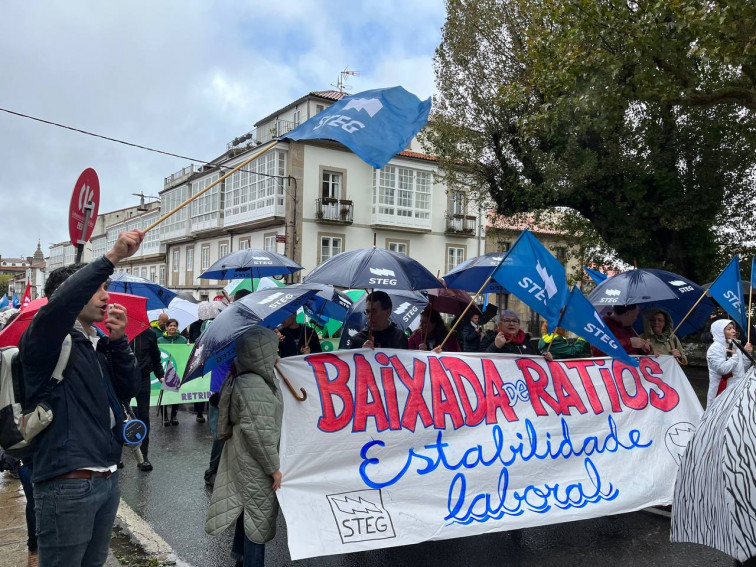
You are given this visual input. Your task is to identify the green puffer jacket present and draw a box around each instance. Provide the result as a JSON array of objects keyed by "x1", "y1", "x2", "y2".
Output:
[{"x1": 205, "y1": 327, "x2": 283, "y2": 544}]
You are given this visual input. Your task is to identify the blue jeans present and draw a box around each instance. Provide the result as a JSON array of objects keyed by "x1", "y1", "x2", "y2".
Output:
[
  {"x1": 34, "y1": 471, "x2": 120, "y2": 567},
  {"x1": 232, "y1": 513, "x2": 265, "y2": 566},
  {"x1": 18, "y1": 463, "x2": 36, "y2": 552}
]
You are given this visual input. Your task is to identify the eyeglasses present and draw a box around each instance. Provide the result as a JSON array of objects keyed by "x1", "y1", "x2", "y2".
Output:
[{"x1": 500, "y1": 319, "x2": 519, "y2": 324}]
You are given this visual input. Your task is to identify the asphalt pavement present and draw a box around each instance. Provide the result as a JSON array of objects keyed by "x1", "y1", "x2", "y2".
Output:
[{"x1": 114, "y1": 366, "x2": 740, "y2": 567}]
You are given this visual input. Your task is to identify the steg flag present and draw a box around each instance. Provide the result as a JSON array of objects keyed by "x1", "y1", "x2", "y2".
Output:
[
  {"x1": 708, "y1": 256, "x2": 747, "y2": 331},
  {"x1": 559, "y1": 286, "x2": 639, "y2": 367},
  {"x1": 491, "y1": 230, "x2": 568, "y2": 327},
  {"x1": 284, "y1": 86, "x2": 432, "y2": 169}
]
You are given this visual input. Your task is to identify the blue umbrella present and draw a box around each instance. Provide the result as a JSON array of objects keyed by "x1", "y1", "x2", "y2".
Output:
[
  {"x1": 588, "y1": 268, "x2": 715, "y2": 337},
  {"x1": 338, "y1": 289, "x2": 427, "y2": 349},
  {"x1": 182, "y1": 286, "x2": 319, "y2": 383},
  {"x1": 304, "y1": 247, "x2": 440, "y2": 291},
  {"x1": 108, "y1": 272, "x2": 176, "y2": 310},
  {"x1": 442, "y1": 252, "x2": 511, "y2": 294},
  {"x1": 199, "y1": 249, "x2": 302, "y2": 280},
  {"x1": 292, "y1": 282, "x2": 353, "y2": 321}
]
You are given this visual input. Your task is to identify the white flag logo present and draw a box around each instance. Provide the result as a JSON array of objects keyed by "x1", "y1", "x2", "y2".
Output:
[{"x1": 344, "y1": 98, "x2": 383, "y2": 118}]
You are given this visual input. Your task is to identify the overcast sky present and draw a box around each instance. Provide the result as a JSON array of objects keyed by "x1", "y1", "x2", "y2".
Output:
[{"x1": 0, "y1": 1, "x2": 444, "y2": 258}]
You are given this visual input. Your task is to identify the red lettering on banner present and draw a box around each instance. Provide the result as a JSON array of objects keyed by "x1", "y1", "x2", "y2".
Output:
[
  {"x1": 597, "y1": 366, "x2": 623, "y2": 413},
  {"x1": 562, "y1": 360, "x2": 605, "y2": 414},
  {"x1": 309, "y1": 353, "x2": 354, "y2": 432},
  {"x1": 481, "y1": 359, "x2": 520, "y2": 423},
  {"x1": 639, "y1": 358, "x2": 680, "y2": 412},
  {"x1": 440, "y1": 356, "x2": 487, "y2": 427},
  {"x1": 612, "y1": 361, "x2": 649, "y2": 410},
  {"x1": 353, "y1": 355, "x2": 390, "y2": 432},
  {"x1": 390, "y1": 356, "x2": 433, "y2": 431},
  {"x1": 375, "y1": 353, "x2": 401, "y2": 430},
  {"x1": 547, "y1": 362, "x2": 588, "y2": 415},
  {"x1": 517, "y1": 358, "x2": 561, "y2": 416},
  {"x1": 428, "y1": 358, "x2": 464, "y2": 429}
]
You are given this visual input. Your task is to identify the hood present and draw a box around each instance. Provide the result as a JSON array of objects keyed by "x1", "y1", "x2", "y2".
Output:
[
  {"x1": 710, "y1": 319, "x2": 733, "y2": 348},
  {"x1": 642, "y1": 307, "x2": 674, "y2": 339},
  {"x1": 234, "y1": 326, "x2": 279, "y2": 382}
]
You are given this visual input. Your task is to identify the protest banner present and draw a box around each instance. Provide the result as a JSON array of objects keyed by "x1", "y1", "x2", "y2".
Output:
[
  {"x1": 130, "y1": 344, "x2": 212, "y2": 406},
  {"x1": 275, "y1": 350, "x2": 703, "y2": 560}
]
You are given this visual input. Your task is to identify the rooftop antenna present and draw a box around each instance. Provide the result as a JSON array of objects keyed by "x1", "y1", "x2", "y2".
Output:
[
  {"x1": 332, "y1": 66, "x2": 359, "y2": 93},
  {"x1": 132, "y1": 192, "x2": 160, "y2": 212}
]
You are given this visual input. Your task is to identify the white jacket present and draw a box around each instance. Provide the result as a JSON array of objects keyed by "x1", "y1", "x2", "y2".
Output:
[{"x1": 706, "y1": 319, "x2": 751, "y2": 408}]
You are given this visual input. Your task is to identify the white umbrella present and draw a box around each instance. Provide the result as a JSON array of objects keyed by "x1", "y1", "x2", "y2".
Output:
[{"x1": 147, "y1": 298, "x2": 199, "y2": 332}]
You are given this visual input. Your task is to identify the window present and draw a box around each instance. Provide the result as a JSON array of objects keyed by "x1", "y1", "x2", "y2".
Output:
[
  {"x1": 225, "y1": 151, "x2": 286, "y2": 217},
  {"x1": 141, "y1": 267, "x2": 148, "y2": 278},
  {"x1": 219, "y1": 242, "x2": 229, "y2": 259},
  {"x1": 554, "y1": 247, "x2": 567, "y2": 262},
  {"x1": 374, "y1": 166, "x2": 431, "y2": 220},
  {"x1": 449, "y1": 190, "x2": 467, "y2": 216},
  {"x1": 264, "y1": 234, "x2": 276, "y2": 253},
  {"x1": 315, "y1": 104, "x2": 325, "y2": 114},
  {"x1": 447, "y1": 246, "x2": 465, "y2": 272},
  {"x1": 293, "y1": 108, "x2": 301, "y2": 126},
  {"x1": 201, "y1": 245, "x2": 211, "y2": 270},
  {"x1": 190, "y1": 174, "x2": 221, "y2": 223},
  {"x1": 319, "y1": 235, "x2": 343, "y2": 264},
  {"x1": 186, "y1": 247, "x2": 194, "y2": 272},
  {"x1": 150, "y1": 267, "x2": 157, "y2": 283},
  {"x1": 161, "y1": 185, "x2": 189, "y2": 234},
  {"x1": 238, "y1": 238, "x2": 250, "y2": 250},
  {"x1": 386, "y1": 240, "x2": 409, "y2": 256},
  {"x1": 159, "y1": 266, "x2": 166, "y2": 286},
  {"x1": 322, "y1": 171, "x2": 342, "y2": 200},
  {"x1": 172, "y1": 249, "x2": 180, "y2": 272}
]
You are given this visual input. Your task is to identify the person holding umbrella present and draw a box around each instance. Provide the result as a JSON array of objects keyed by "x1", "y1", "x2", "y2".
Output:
[
  {"x1": 409, "y1": 308, "x2": 460, "y2": 352},
  {"x1": 590, "y1": 304, "x2": 653, "y2": 357},
  {"x1": 460, "y1": 313, "x2": 484, "y2": 352},
  {"x1": 347, "y1": 291, "x2": 408, "y2": 350},
  {"x1": 276, "y1": 313, "x2": 322, "y2": 358},
  {"x1": 641, "y1": 307, "x2": 688, "y2": 365},
  {"x1": 706, "y1": 319, "x2": 753, "y2": 408},
  {"x1": 158, "y1": 319, "x2": 187, "y2": 425}
]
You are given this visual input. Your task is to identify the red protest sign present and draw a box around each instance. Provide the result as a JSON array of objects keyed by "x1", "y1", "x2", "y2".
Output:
[{"x1": 68, "y1": 168, "x2": 100, "y2": 244}]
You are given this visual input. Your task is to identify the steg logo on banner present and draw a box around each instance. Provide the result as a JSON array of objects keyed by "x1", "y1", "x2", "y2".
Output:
[{"x1": 327, "y1": 489, "x2": 396, "y2": 545}]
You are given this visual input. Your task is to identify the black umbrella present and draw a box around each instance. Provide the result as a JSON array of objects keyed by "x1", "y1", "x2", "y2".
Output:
[
  {"x1": 588, "y1": 268, "x2": 715, "y2": 337},
  {"x1": 304, "y1": 247, "x2": 439, "y2": 291},
  {"x1": 198, "y1": 249, "x2": 303, "y2": 280}
]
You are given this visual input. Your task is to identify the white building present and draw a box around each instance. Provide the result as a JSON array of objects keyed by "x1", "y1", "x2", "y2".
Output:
[{"x1": 158, "y1": 90, "x2": 485, "y2": 300}]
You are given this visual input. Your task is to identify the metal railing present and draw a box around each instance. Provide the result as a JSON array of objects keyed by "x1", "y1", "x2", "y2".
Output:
[
  {"x1": 445, "y1": 214, "x2": 477, "y2": 234},
  {"x1": 315, "y1": 198, "x2": 354, "y2": 223},
  {"x1": 226, "y1": 119, "x2": 299, "y2": 151},
  {"x1": 164, "y1": 164, "x2": 200, "y2": 188}
]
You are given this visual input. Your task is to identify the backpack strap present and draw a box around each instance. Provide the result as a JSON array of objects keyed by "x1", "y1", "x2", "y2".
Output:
[{"x1": 51, "y1": 334, "x2": 73, "y2": 383}]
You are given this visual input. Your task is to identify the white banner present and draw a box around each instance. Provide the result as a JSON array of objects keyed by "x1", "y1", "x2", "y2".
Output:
[{"x1": 276, "y1": 350, "x2": 703, "y2": 560}]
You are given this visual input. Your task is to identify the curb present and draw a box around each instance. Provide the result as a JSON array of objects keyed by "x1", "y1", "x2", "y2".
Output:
[{"x1": 115, "y1": 498, "x2": 192, "y2": 566}]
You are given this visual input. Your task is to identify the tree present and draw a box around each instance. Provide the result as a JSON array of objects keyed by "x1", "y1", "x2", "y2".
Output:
[{"x1": 425, "y1": 0, "x2": 756, "y2": 282}]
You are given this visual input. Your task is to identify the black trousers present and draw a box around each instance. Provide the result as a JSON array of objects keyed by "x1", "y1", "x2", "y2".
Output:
[{"x1": 134, "y1": 375, "x2": 152, "y2": 459}]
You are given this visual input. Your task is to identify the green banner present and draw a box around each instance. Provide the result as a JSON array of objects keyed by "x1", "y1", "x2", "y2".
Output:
[{"x1": 130, "y1": 344, "x2": 212, "y2": 406}]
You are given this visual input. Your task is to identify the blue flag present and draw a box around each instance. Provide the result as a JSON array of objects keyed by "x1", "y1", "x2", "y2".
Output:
[
  {"x1": 560, "y1": 286, "x2": 639, "y2": 367},
  {"x1": 708, "y1": 256, "x2": 747, "y2": 330},
  {"x1": 11, "y1": 293, "x2": 19, "y2": 308},
  {"x1": 284, "y1": 86, "x2": 432, "y2": 169},
  {"x1": 491, "y1": 230, "x2": 569, "y2": 327},
  {"x1": 0, "y1": 295, "x2": 8, "y2": 309},
  {"x1": 583, "y1": 266, "x2": 607, "y2": 285}
]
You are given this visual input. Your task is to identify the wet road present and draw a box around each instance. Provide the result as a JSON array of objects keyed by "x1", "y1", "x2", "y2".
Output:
[{"x1": 117, "y1": 367, "x2": 737, "y2": 567}]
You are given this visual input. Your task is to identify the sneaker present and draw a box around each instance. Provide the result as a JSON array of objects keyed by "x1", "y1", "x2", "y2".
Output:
[
  {"x1": 170, "y1": 418, "x2": 179, "y2": 425},
  {"x1": 196, "y1": 415, "x2": 206, "y2": 423},
  {"x1": 138, "y1": 459, "x2": 153, "y2": 472},
  {"x1": 117, "y1": 461, "x2": 125, "y2": 469}
]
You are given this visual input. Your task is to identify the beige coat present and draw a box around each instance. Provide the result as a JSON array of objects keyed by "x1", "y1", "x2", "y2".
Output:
[
  {"x1": 205, "y1": 327, "x2": 283, "y2": 544},
  {"x1": 641, "y1": 307, "x2": 688, "y2": 365}
]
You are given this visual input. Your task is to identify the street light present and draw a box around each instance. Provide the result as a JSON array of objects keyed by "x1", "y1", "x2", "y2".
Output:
[{"x1": 132, "y1": 192, "x2": 160, "y2": 212}]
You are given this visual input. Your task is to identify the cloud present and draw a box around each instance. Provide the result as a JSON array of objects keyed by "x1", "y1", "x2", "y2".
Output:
[{"x1": 0, "y1": 0, "x2": 444, "y2": 259}]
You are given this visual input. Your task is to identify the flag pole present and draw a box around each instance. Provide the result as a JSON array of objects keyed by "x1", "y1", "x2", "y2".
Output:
[
  {"x1": 671, "y1": 289, "x2": 708, "y2": 336},
  {"x1": 438, "y1": 230, "x2": 528, "y2": 350},
  {"x1": 142, "y1": 141, "x2": 277, "y2": 234}
]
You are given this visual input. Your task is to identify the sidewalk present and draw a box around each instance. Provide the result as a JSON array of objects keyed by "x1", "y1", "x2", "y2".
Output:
[{"x1": 0, "y1": 471, "x2": 120, "y2": 567}]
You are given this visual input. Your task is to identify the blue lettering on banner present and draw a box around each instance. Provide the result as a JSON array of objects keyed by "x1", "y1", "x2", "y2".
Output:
[{"x1": 358, "y1": 415, "x2": 649, "y2": 523}]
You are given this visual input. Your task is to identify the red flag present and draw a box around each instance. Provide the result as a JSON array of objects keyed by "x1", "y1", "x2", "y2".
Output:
[{"x1": 20, "y1": 279, "x2": 31, "y2": 309}]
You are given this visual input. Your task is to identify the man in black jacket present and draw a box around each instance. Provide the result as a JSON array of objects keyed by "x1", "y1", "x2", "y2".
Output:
[
  {"x1": 276, "y1": 313, "x2": 323, "y2": 358},
  {"x1": 129, "y1": 327, "x2": 164, "y2": 472},
  {"x1": 347, "y1": 291, "x2": 408, "y2": 349},
  {"x1": 20, "y1": 229, "x2": 143, "y2": 566}
]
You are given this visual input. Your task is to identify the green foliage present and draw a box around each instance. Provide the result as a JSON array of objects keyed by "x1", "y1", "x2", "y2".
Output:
[{"x1": 427, "y1": 0, "x2": 756, "y2": 281}]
